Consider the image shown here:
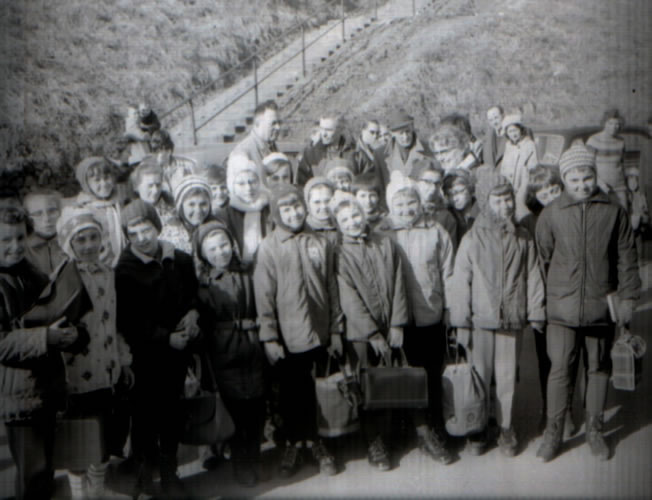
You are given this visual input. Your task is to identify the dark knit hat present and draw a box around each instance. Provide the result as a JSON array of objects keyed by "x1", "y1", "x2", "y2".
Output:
[
  {"x1": 351, "y1": 172, "x2": 381, "y2": 195},
  {"x1": 387, "y1": 110, "x2": 414, "y2": 131},
  {"x1": 121, "y1": 199, "x2": 162, "y2": 232},
  {"x1": 408, "y1": 157, "x2": 443, "y2": 181}
]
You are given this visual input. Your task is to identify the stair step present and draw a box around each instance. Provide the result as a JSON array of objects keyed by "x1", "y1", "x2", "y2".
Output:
[
  {"x1": 234, "y1": 124, "x2": 246, "y2": 134},
  {"x1": 223, "y1": 134, "x2": 235, "y2": 143},
  {"x1": 245, "y1": 116, "x2": 254, "y2": 125},
  {"x1": 286, "y1": 83, "x2": 294, "y2": 90}
]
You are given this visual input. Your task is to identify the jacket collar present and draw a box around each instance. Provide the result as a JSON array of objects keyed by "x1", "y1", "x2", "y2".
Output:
[
  {"x1": 341, "y1": 228, "x2": 370, "y2": 244},
  {"x1": 356, "y1": 137, "x2": 375, "y2": 160},
  {"x1": 306, "y1": 214, "x2": 336, "y2": 231},
  {"x1": 558, "y1": 189, "x2": 611, "y2": 208},
  {"x1": 130, "y1": 240, "x2": 176, "y2": 265},
  {"x1": 276, "y1": 225, "x2": 309, "y2": 243},
  {"x1": 387, "y1": 213, "x2": 429, "y2": 230}
]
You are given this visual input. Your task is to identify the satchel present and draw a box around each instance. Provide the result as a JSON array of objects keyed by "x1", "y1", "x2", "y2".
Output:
[
  {"x1": 611, "y1": 326, "x2": 646, "y2": 391},
  {"x1": 315, "y1": 354, "x2": 362, "y2": 438},
  {"x1": 180, "y1": 355, "x2": 235, "y2": 445},
  {"x1": 441, "y1": 336, "x2": 487, "y2": 437},
  {"x1": 362, "y1": 348, "x2": 428, "y2": 410},
  {"x1": 52, "y1": 416, "x2": 104, "y2": 470}
]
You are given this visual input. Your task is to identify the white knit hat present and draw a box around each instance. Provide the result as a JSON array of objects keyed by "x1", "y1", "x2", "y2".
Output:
[
  {"x1": 501, "y1": 114, "x2": 524, "y2": 134},
  {"x1": 56, "y1": 205, "x2": 104, "y2": 260},
  {"x1": 559, "y1": 144, "x2": 596, "y2": 178}
]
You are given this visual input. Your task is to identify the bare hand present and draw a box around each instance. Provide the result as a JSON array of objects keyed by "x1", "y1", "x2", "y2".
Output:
[
  {"x1": 369, "y1": 334, "x2": 390, "y2": 358},
  {"x1": 388, "y1": 327, "x2": 404, "y2": 348},
  {"x1": 121, "y1": 366, "x2": 135, "y2": 389},
  {"x1": 169, "y1": 331, "x2": 189, "y2": 350},
  {"x1": 328, "y1": 333, "x2": 343, "y2": 357},
  {"x1": 178, "y1": 310, "x2": 200, "y2": 339},
  {"x1": 264, "y1": 341, "x2": 285, "y2": 365},
  {"x1": 530, "y1": 321, "x2": 546, "y2": 333},
  {"x1": 456, "y1": 327, "x2": 472, "y2": 349},
  {"x1": 46, "y1": 317, "x2": 78, "y2": 349}
]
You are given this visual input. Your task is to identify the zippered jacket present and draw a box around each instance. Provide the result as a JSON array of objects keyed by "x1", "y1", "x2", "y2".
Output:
[{"x1": 535, "y1": 190, "x2": 640, "y2": 328}]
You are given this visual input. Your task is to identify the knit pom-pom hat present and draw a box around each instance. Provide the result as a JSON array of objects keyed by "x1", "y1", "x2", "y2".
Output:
[{"x1": 559, "y1": 144, "x2": 596, "y2": 179}]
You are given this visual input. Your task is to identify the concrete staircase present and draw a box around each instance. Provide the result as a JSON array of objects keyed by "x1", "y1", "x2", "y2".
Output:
[{"x1": 171, "y1": 0, "x2": 436, "y2": 161}]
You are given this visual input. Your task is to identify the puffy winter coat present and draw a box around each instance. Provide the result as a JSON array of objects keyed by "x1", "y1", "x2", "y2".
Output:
[
  {"x1": 449, "y1": 212, "x2": 545, "y2": 330},
  {"x1": 386, "y1": 216, "x2": 455, "y2": 327},
  {"x1": 535, "y1": 190, "x2": 640, "y2": 328},
  {"x1": 254, "y1": 227, "x2": 344, "y2": 353},
  {"x1": 335, "y1": 230, "x2": 408, "y2": 341}
]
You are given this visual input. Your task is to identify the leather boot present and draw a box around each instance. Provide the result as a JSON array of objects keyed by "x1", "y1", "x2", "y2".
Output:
[
  {"x1": 586, "y1": 413, "x2": 610, "y2": 460},
  {"x1": 536, "y1": 413, "x2": 565, "y2": 463}
]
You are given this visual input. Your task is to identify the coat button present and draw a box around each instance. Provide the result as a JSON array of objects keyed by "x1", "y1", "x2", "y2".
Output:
[{"x1": 102, "y1": 311, "x2": 110, "y2": 321}]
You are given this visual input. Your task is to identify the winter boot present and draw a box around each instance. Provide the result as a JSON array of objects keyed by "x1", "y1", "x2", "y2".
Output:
[
  {"x1": 536, "y1": 414, "x2": 565, "y2": 462},
  {"x1": 416, "y1": 426, "x2": 454, "y2": 465},
  {"x1": 86, "y1": 462, "x2": 108, "y2": 499},
  {"x1": 585, "y1": 413, "x2": 610, "y2": 460}
]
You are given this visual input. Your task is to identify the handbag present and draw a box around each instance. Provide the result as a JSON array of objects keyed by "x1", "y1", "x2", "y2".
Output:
[
  {"x1": 180, "y1": 355, "x2": 235, "y2": 445},
  {"x1": 362, "y1": 348, "x2": 428, "y2": 410},
  {"x1": 441, "y1": 333, "x2": 487, "y2": 437},
  {"x1": 315, "y1": 354, "x2": 362, "y2": 438},
  {"x1": 52, "y1": 416, "x2": 104, "y2": 470},
  {"x1": 611, "y1": 326, "x2": 646, "y2": 391}
]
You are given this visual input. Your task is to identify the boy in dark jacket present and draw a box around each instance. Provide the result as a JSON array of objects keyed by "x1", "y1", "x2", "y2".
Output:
[
  {"x1": 330, "y1": 191, "x2": 408, "y2": 471},
  {"x1": 535, "y1": 145, "x2": 640, "y2": 462},
  {"x1": 115, "y1": 199, "x2": 200, "y2": 497},
  {"x1": 254, "y1": 185, "x2": 344, "y2": 478}
]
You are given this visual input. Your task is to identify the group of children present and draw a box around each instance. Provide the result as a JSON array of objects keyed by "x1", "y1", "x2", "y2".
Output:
[{"x1": 0, "y1": 102, "x2": 646, "y2": 499}]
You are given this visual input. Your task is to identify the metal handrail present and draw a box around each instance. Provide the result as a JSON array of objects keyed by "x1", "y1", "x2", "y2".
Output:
[
  {"x1": 159, "y1": 0, "x2": 343, "y2": 120},
  {"x1": 166, "y1": 0, "x2": 402, "y2": 145}
]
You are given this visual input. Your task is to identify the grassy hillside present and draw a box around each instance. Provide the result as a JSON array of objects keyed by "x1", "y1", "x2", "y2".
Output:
[
  {"x1": 0, "y1": 0, "x2": 352, "y2": 193},
  {"x1": 281, "y1": 0, "x2": 652, "y2": 142}
]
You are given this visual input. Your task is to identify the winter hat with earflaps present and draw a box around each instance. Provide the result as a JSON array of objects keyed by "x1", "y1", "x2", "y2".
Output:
[
  {"x1": 473, "y1": 166, "x2": 513, "y2": 215},
  {"x1": 558, "y1": 144, "x2": 596, "y2": 179},
  {"x1": 168, "y1": 169, "x2": 212, "y2": 217},
  {"x1": 57, "y1": 205, "x2": 104, "y2": 260},
  {"x1": 75, "y1": 157, "x2": 115, "y2": 196},
  {"x1": 226, "y1": 153, "x2": 269, "y2": 211},
  {"x1": 328, "y1": 190, "x2": 366, "y2": 220},
  {"x1": 193, "y1": 219, "x2": 242, "y2": 276}
]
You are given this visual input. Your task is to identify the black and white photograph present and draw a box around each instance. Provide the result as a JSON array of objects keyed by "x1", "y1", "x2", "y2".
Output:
[{"x1": 1, "y1": 0, "x2": 651, "y2": 498}]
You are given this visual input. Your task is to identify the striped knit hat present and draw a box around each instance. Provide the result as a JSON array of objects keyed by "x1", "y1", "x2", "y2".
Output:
[{"x1": 559, "y1": 144, "x2": 596, "y2": 179}]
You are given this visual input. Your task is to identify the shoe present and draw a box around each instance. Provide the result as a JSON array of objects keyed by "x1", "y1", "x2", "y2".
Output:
[
  {"x1": 586, "y1": 413, "x2": 610, "y2": 461},
  {"x1": 312, "y1": 440, "x2": 337, "y2": 476},
  {"x1": 233, "y1": 460, "x2": 257, "y2": 488},
  {"x1": 417, "y1": 429, "x2": 453, "y2": 465},
  {"x1": 466, "y1": 430, "x2": 488, "y2": 456},
  {"x1": 367, "y1": 436, "x2": 391, "y2": 471},
  {"x1": 279, "y1": 444, "x2": 303, "y2": 478},
  {"x1": 497, "y1": 427, "x2": 518, "y2": 457},
  {"x1": 536, "y1": 414, "x2": 564, "y2": 463}
]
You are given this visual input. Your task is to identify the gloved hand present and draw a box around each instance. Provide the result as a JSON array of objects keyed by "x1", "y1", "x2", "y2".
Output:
[{"x1": 388, "y1": 327, "x2": 404, "y2": 348}]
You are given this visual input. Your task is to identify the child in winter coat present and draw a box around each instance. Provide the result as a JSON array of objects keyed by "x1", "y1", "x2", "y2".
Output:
[
  {"x1": 55, "y1": 206, "x2": 133, "y2": 499},
  {"x1": 500, "y1": 114, "x2": 538, "y2": 221},
  {"x1": 535, "y1": 144, "x2": 640, "y2": 463},
  {"x1": 304, "y1": 177, "x2": 338, "y2": 246},
  {"x1": 409, "y1": 159, "x2": 459, "y2": 247},
  {"x1": 384, "y1": 172, "x2": 456, "y2": 465},
  {"x1": 194, "y1": 220, "x2": 265, "y2": 487},
  {"x1": 330, "y1": 191, "x2": 408, "y2": 471},
  {"x1": 586, "y1": 109, "x2": 627, "y2": 208},
  {"x1": 442, "y1": 169, "x2": 478, "y2": 246},
  {"x1": 159, "y1": 172, "x2": 213, "y2": 254},
  {"x1": 449, "y1": 175, "x2": 545, "y2": 457},
  {"x1": 263, "y1": 152, "x2": 293, "y2": 188},
  {"x1": 0, "y1": 198, "x2": 83, "y2": 500},
  {"x1": 75, "y1": 157, "x2": 126, "y2": 268},
  {"x1": 22, "y1": 189, "x2": 66, "y2": 276},
  {"x1": 253, "y1": 184, "x2": 344, "y2": 478},
  {"x1": 115, "y1": 200, "x2": 200, "y2": 498},
  {"x1": 219, "y1": 154, "x2": 271, "y2": 269},
  {"x1": 352, "y1": 172, "x2": 388, "y2": 233}
]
